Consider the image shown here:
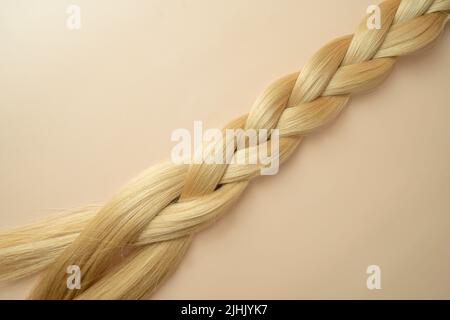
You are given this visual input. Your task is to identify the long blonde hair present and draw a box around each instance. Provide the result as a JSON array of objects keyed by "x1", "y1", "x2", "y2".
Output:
[{"x1": 1, "y1": 0, "x2": 449, "y2": 299}]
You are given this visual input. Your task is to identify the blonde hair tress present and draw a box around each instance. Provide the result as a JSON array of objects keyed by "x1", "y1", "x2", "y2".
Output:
[{"x1": 1, "y1": 0, "x2": 449, "y2": 299}]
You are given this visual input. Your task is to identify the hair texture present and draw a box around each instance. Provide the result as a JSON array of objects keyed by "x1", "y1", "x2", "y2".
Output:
[{"x1": 0, "y1": 0, "x2": 449, "y2": 299}]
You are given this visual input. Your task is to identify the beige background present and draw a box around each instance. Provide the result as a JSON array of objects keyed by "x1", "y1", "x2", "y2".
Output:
[{"x1": 0, "y1": 0, "x2": 449, "y2": 299}]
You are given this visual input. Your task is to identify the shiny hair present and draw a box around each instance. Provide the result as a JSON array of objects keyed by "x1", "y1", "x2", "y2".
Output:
[{"x1": 0, "y1": 0, "x2": 449, "y2": 299}]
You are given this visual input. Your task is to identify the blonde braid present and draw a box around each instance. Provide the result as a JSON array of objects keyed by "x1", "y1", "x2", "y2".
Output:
[{"x1": 0, "y1": 0, "x2": 448, "y2": 299}]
